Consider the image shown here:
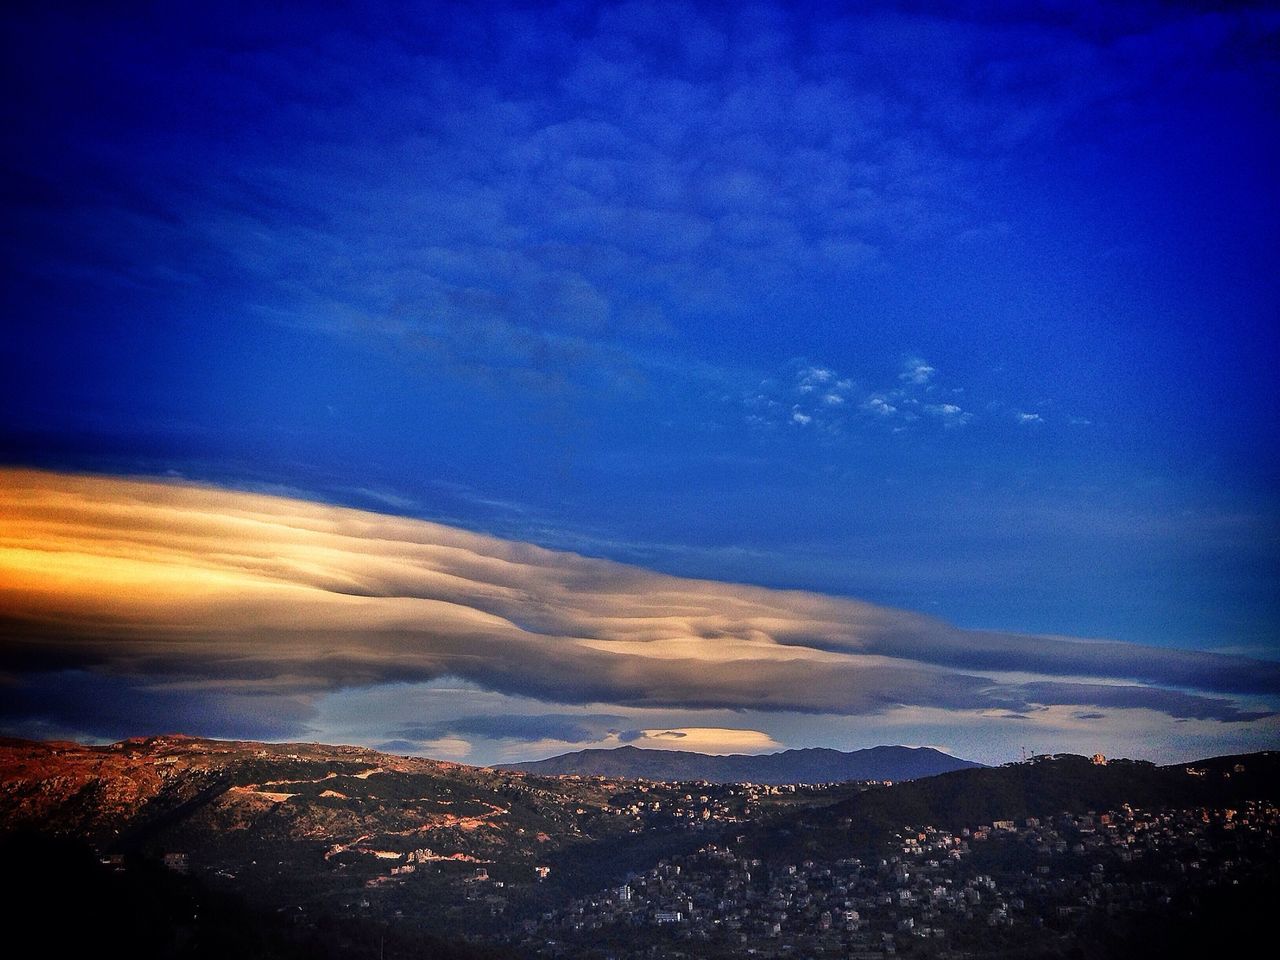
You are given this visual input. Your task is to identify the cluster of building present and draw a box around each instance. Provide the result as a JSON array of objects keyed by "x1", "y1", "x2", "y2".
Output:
[
  {"x1": 516, "y1": 799, "x2": 1279, "y2": 958},
  {"x1": 594, "y1": 779, "x2": 819, "y2": 832}
]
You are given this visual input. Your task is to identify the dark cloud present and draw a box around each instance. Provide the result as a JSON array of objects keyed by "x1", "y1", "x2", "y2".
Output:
[
  {"x1": 853, "y1": 629, "x2": 1280, "y2": 698},
  {"x1": 1010, "y1": 681, "x2": 1274, "y2": 724},
  {"x1": 0, "y1": 670, "x2": 315, "y2": 742}
]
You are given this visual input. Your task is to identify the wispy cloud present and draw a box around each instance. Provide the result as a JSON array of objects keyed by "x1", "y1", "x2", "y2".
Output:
[
  {"x1": 20, "y1": 1, "x2": 1253, "y2": 415},
  {"x1": 1, "y1": 469, "x2": 1274, "y2": 744},
  {"x1": 900, "y1": 357, "x2": 936, "y2": 386},
  {"x1": 924, "y1": 403, "x2": 973, "y2": 427}
]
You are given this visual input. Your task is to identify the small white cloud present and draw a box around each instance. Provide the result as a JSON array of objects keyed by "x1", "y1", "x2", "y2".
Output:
[
  {"x1": 924, "y1": 403, "x2": 972, "y2": 426},
  {"x1": 822, "y1": 393, "x2": 845, "y2": 406},
  {"x1": 900, "y1": 356, "x2": 935, "y2": 385},
  {"x1": 861, "y1": 395, "x2": 897, "y2": 416},
  {"x1": 795, "y1": 366, "x2": 835, "y2": 393},
  {"x1": 791, "y1": 410, "x2": 813, "y2": 425},
  {"x1": 1017, "y1": 412, "x2": 1043, "y2": 424}
]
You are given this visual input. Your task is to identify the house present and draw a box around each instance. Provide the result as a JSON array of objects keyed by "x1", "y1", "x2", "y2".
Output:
[{"x1": 162, "y1": 852, "x2": 189, "y2": 874}]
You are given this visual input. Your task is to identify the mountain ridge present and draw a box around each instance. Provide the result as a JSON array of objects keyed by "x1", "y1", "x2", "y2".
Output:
[{"x1": 496, "y1": 743, "x2": 984, "y2": 783}]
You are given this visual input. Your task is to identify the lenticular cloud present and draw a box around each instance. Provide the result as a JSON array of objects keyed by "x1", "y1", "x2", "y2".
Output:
[{"x1": 0, "y1": 469, "x2": 1274, "y2": 725}]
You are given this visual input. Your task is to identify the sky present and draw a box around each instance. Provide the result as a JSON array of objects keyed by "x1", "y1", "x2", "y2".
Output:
[{"x1": 2, "y1": 1, "x2": 1278, "y2": 766}]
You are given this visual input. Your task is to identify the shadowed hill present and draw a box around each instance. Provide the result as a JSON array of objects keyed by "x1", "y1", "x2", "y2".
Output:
[
  {"x1": 0, "y1": 830, "x2": 507, "y2": 960},
  {"x1": 737, "y1": 750, "x2": 1280, "y2": 861}
]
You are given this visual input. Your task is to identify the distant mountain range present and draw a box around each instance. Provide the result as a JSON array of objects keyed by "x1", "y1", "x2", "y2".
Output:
[{"x1": 496, "y1": 744, "x2": 984, "y2": 783}]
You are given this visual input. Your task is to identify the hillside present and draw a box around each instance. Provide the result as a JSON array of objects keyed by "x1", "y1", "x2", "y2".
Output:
[
  {"x1": 5, "y1": 737, "x2": 1278, "y2": 958},
  {"x1": 498, "y1": 744, "x2": 983, "y2": 783},
  {"x1": 738, "y1": 750, "x2": 1280, "y2": 862},
  {"x1": 0, "y1": 830, "x2": 504, "y2": 960},
  {"x1": 0, "y1": 734, "x2": 841, "y2": 937}
]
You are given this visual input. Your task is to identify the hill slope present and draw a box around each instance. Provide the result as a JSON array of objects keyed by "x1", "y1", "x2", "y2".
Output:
[
  {"x1": 0, "y1": 734, "x2": 708, "y2": 925},
  {"x1": 498, "y1": 744, "x2": 983, "y2": 783},
  {"x1": 738, "y1": 750, "x2": 1280, "y2": 861},
  {"x1": 4, "y1": 736, "x2": 1277, "y2": 958}
]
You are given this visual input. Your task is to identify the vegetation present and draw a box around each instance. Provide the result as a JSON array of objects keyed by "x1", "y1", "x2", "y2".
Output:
[
  {"x1": 0, "y1": 831, "x2": 512, "y2": 959},
  {"x1": 739, "y1": 751, "x2": 1280, "y2": 861}
]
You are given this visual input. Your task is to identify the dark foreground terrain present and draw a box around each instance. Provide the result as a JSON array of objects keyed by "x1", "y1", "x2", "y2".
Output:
[{"x1": 1, "y1": 737, "x2": 1276, "y2": 959}]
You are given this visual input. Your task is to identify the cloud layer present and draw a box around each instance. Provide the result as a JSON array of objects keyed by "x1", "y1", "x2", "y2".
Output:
[{"x1": 1, "y1": 469, "x2": 1275, "y2": 744}]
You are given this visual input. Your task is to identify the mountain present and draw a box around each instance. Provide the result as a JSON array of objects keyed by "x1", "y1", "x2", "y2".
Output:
[{"x1": 497, "y1": 744, "x2": 983, "y2": 783}]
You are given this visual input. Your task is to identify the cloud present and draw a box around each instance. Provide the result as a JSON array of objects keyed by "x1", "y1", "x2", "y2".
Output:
[
  {"x1": 750, "y1": 356, "x2": 978, "y2": 435},
  {"x1": 23, "y1": 0, "x2": 1179, "y2": 420},
  {"x1": 0, "y1": 469, "x2": 1275, "y2": 741},
  {"x1": 923, "y1": 403, "x2": 973, "y2": 426},
  {"x1": 616, "y1": 727, "x2": 782, "y2": 754},
  {"x1": 1007, "y1": 681, "x2": 1273, "y2": 724},
  {"x1": 796, "y1": 367, "x2": 836, "y2": 392},
  {"x1": 0, "y1": 669, "x2": 316, "y2": 742},
  {"x1": 900, "y1": 357, "x2": 936, "y2": 386},
  {"x1": 10, "y1": 1, "x2": 1275, "y2": 443},
  {"x1": 395, "y1": 713, "x2": 629, "y2": 745},
  {"x1": 862, "y1": 395, "x2": 897, "y2": 417},
  {"x1": 405, "y1": 737, "x2": 473, "y2": 760},
  {"x1": 374, "y1": 739, "x2": 421, "y2": 753}
]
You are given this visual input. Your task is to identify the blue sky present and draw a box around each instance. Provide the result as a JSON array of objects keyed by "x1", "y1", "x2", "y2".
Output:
[{"x1": 2, "y1": 1, "x2": 1277, "y2": 763}]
